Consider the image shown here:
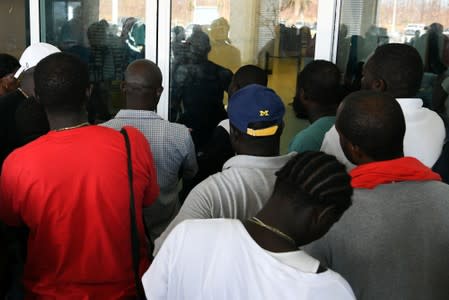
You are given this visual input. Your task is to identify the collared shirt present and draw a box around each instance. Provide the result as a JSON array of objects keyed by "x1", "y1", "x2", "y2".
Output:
[
  {"x1": 320, "y1": 98, "x2": 446, "y2": 170},
  {"x1": 102, "y1": 109, "x2": 198, "y2": 206},
  {"x1": 154, "y1": 152, "x2": 297, "y2": 254}
]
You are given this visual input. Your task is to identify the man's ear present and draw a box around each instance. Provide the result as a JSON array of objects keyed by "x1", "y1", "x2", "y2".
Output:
[
  {"x1": 350, "y1": 143, "x2": 367, "y2": 163},
  {"x1": 371, "y1": 78, "x2": 386, "y2": 92},
  {"x1": 156, "y1": 86, "x2": 164, "y2": 99}
]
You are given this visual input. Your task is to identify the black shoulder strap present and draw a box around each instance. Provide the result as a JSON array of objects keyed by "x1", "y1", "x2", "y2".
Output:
[{"x1": 121, "y1": 128, "x2": 147, "y2": 300}]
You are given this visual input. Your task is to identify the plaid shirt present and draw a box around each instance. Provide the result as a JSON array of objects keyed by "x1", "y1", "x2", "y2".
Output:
[{"x1": 102, "y1": 110, "x2": 198, "y2": 206}]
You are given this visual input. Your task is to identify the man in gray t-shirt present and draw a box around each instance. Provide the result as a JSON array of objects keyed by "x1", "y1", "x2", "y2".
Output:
[
  {"x1": 306, "y1": 91, "x2": 449, "y2": 300},
  {"x1": 154, "y1": 84, "x2": 291, "y2": 255}
]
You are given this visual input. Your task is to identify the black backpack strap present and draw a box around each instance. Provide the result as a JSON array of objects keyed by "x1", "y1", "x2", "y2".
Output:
[{"x1": 121, "y1": 128, "x2": 147, "y2": 299}]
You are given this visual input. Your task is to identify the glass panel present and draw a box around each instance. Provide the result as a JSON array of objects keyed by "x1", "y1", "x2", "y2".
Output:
[
  {"x1": 336, "y1": 0, "x2": 449, "y2": 117},
  {"x1": 170, "y1": 0, "x2": 319, "y2": 153},
  {"x1": 0, "y1": 1, "x2": 29, "y2": 58},
  {"x1": 40, "y1": 0, "x2": 148, "y2": 123}
]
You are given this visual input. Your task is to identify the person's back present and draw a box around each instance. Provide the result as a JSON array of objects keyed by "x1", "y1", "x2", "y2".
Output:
[
  {"x1": 155, "y1": 151, "x2": 296, "y2": 253},
  {"x1": 146, "y1": 219, "x2": 354, "y2": 300},
  {"x1": 172, "y1": 30, "x2": 232, "y2": 149},
  {"x1": 102, "y1": 59, "x2": 197, "y2": 240},
  {"x1": 0, "y1": 53, "x2": 159, "y2": 298},
  {"x1": 154, "y1": 84, "x2": 291, "y2": 254},
  {"x1": 1, "y1": 125, "x2": 158, "y2": 298},
  {"x1": 181, "y1": 65, "x2": 269, "y2": 197},
  {"x1": 144, "y1": 152, "x2": 356, "y2": 300},
  {"x1": 176, "y1": 60, "x2": 232, "y2": 143},
  {"x1": 307, "y1": 91, "x2": 448, "y2": 299},
  {"x1": 321, "y1": 43, "x2": 445, "y2": 169},
  {"x1": 309, "y1": 180, "x2": 449, "y2": 300},
  {"x1": 289, "y1": 60, "x2": 341, "y2": 153}
]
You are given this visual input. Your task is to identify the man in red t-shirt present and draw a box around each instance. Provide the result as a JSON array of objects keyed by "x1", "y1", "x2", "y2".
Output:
[{"x1": 0, "y1": 52, "x2": 159, "y2": 299}]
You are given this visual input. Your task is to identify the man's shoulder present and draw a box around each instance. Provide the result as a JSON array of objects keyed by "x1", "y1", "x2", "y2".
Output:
[
  {"x1": 164, "y1": 219, "x2": 240, "y2": 255},
  {"x1": 191, "y1": 155, "x2": 288, "y2": 198},
  {"x1": 147, "y1": 120, "x2": 193, "y2": 149},
  {"x1": 189, "y1": 166, "x2": 256, "y2": 200},
  {"x1": 179, "y1": 218, "x2": 238, "y2": 232},
  {"x1": 344, "y1": 181, "x2": 449, "y2": 225},
  {"x1": 354, "y1": 180, "x2": 449, "y2": 200},
  {"x1": 223, "y1": 153, "x2": 296, "y2": 170},
  {"x1": 289, "y1": 125, "x2": 321, "y2": 152}
]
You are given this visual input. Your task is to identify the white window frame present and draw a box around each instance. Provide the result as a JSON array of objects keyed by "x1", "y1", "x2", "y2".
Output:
[
  {"x1": 29, "y1": 0, "x2": 340, "y2": 120},
  {"x1": 314, "y1": 0, "x2": 341, "y2": 62}
]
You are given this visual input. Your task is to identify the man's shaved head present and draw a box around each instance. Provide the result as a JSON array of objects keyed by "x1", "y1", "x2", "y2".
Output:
[
  {"x1": 125, "y1": 59, "x2": 162, "y2": 88},
  {"x1": 228, "y1": 65, "x2": 268, "y2": 97},
  {"x1": 362, "y1": 43, "x2": 423, "y2": 98},
  {"x1": 336, "y1": 90, "x2": 405, "y2": 162},
  {"x1": 123, "y1": 59, "x2": 163, "y2": 110}
]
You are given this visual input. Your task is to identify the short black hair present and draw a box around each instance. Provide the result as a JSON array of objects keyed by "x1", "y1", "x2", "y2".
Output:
[
  {"x1": 336, "y1": 90, "x2": 405, "y2": 161},
  {"x1": 34, "y1": 52, "x2": 89, "y2": 112},
  {"x1": 365, "y1": 43, "x2": 423, "y2": 98},
  {"x1": 274, "y1": 151, "x2": 353, "y2": 215},
  {"x1": 233, "y1": 65, "x2": 268, "y2": 88},
  {"x1": 0, "y1": 54, "x2": 20, "y2": 78},
  {"x1": 296, "y1": 60, "x2": 342, "y2": 106}
]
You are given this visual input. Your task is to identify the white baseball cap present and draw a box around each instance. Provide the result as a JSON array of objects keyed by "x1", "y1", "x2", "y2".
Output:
[{"x1": 14, "y1": 43, "x2": 61, "y2": 78}]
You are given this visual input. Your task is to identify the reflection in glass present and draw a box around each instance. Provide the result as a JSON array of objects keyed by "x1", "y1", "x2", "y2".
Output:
[
  {"x1": 170, "y1": 0, "x2": 318, "y2": 153},
  {"x1": 337, "y1": 0, "x2": 449, "y2": 116},
  {"x1": 40, "y1": 0, "x2": 147, "y2": 123},
  {"x1": 0, "y1": 1, "x2": 29, "y2": 58}
]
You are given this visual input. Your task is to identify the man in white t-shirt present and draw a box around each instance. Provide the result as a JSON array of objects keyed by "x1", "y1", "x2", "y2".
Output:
[
  {"x1": 142, "y1": 152, "x2": 355, "y2": 300},
  {"x1": 321, "y1": 43, "x2": 445, "y2": 170},
  {"x1": 154, "y1": 84, "x2": 295, "y2": 254}
]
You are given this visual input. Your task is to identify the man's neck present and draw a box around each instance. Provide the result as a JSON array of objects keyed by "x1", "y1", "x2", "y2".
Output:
[
  {"x1": 47, "y1": 112, "x2": 88, "y2": 131},
  {"x1": 235, "y1": 142, "x2": 280, "y2": 157},
  {"x1": 126, "y1": 97, "x2": 156, "y2": 111},
  {"x1": 236, "y1": 149, "x2": 280, "y2": 157},
  {"x1": 244, "y1": 206, "x2": 301, "y2": 252},
  {"x1": 307, "y1": 107, "x2": 336, "y2": 123}
]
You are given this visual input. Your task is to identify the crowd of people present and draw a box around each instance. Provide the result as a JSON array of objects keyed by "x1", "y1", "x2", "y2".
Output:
[{"x1": 0, "y1": 34, "x2": 448, "y2": 300}]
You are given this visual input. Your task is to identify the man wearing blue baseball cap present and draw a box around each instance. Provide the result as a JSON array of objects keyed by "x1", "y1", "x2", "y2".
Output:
[{"x1": 154, "y1": 84, "x2": 296, "y2": 254}]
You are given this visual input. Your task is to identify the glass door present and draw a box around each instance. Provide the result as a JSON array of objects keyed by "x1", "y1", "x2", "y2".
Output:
[
  {"x1": 0, "y1": 0, "x2": 30, "y2": 58},
  {"x1": 39, "y1": 0, "x2": 153, "y2": 123},
  {"x1": 335, "y1": 0, "x2": 449, "y2": 113},
  {"x1": 167, "y1": 0, "x2": 321, "y2": 153}
]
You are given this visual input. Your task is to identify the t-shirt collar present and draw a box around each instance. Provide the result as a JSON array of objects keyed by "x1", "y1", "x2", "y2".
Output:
[
  {"x1": 115, "y1": 109, "x2": 162, "y2": 120},
  {"x1": 223, "y1": 152, "x2": 297, "y2": 171}
]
